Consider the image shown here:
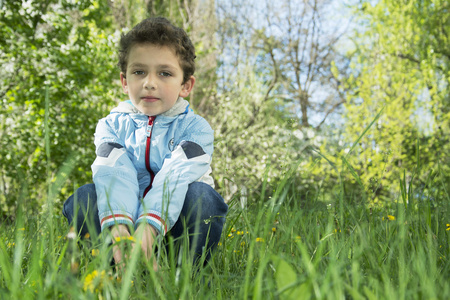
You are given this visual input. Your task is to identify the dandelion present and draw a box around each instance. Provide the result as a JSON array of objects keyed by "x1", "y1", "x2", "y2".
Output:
[
  {"x1": 18, "y1": 228, "x2": 25, "y2": 231},
  {"x1": 83, "y1": 270, "x2": 106, "y2": 293},
  {"x1": 295, "y1": 235, "x2": 301, "y2": 241},
  {"x1": 227, "y1": 233, "x2": 233, "y2": 238},
  {"x1": 446, "y1": 224, "x2": 450, "y2": 231},
  {"x1": 91, "y1": 249, "x2": 99, "y2": 256},
  {"x1": 256, "y1": 237, "x2": 264, "y2": 243},
  {"x1": 114, "y1": 236, "x2": 135, "y2": 243},
  {"x1": 382, "y1": 215, "x2": 395, "y2": 221},
  {"x1": 237, "y1": 231, "x2": 244, "y2": 235},
  {"x1": 7, "y1": 242, "x2": 15, "y2": 248},
  {"x1": 334, "y1": 229, "x2": 341, "y2": 233},
  {"x1": 231, "y1": 228, "x2": 236, "y2": 233},
  {"x1": 272, "y1": 227, "x2": 276, "y2": 233},
  {"x1": 218, "y1": 242, "x2": 222, "y2": 246},
  {"x1": 240, "y1": 241, "x2": 246, "y2": 247},
  {"x1": 84, "y1": 233, "x2": 90, "y2": 239}
]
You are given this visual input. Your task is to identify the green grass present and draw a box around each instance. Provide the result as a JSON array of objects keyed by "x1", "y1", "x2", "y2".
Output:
[
  {"x1": 0, "y1": 172, "x2": 449, "y2": 299},
  {"x1": 1, "y1": 99, "x2": 449, "y2": 298}
]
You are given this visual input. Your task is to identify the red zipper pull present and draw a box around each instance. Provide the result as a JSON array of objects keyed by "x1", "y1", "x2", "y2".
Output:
[{"x1": 146, "y1": 116, "x2": 155, "y2": 137}]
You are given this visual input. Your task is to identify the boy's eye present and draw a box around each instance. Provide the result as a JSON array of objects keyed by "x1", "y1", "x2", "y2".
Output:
[
  {"x1": 133, "y1": 70, "x2": 145, "y2": 75},
  {"x1": 159, "y1": 72, "x2": 172, "y2": 77}
]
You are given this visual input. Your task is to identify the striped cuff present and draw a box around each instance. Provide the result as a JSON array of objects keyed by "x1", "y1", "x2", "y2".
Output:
[
  {"x1": 100, "y1": 212, "x2": 134, "y2": 232},
  {"x1": 136, "y1": 211, "x2": 168, "y2": 236}
]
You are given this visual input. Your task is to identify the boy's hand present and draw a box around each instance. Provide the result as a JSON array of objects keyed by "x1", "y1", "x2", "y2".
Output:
[
  {"x1": 136, "y1": 223, "x2": 158, "y2": 271},
  {"x1": 110, "y1": 224, "x2": 131, "y2": 273}
]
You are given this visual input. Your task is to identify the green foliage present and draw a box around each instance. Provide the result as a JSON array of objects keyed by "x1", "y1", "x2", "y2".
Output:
[
  {"x1": 0, "y1": 0, "x2": 121, "y2": 217},
  {"x1": 208, "y1": 62, "x2": 304, "y2": 200},
  {"x1": 327, "y1": 0, "x2": 450, "y2": 204}
]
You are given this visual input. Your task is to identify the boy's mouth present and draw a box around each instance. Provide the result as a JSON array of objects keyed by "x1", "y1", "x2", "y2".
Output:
[{"x1": 141, "y1": 96, "x2": 160, "y2": 103}]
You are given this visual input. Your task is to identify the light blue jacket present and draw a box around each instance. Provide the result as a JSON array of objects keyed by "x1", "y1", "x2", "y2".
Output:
[{"x1": 91, "y1": 98, "x2": 214, "y2": 235}]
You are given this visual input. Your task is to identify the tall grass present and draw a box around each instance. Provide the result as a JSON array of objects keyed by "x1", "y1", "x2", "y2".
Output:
[
  {"x1": 0, "y1": 162, "x2": 448, "y2": 299},
  {"x1": 0, "y1": 103, "x2": 449, "y2": 299}
]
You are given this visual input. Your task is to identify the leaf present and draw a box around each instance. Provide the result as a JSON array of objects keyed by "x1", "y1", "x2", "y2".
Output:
[{"x1": 272, "y1": 255, "x2": 311, "y2": 300}]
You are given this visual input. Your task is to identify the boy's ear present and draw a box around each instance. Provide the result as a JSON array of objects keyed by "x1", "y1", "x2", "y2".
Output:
[
  {"x1": 120, "y1": 72, "x2": 129, "y2": 94},
  {"x1": 179, "y1": 76, "x2": 195, "y2": 98}
]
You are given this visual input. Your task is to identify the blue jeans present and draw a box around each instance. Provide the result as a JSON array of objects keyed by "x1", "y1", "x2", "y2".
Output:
[{"x1": 62, "y1": 182, "x2": 228, "y2": 265}]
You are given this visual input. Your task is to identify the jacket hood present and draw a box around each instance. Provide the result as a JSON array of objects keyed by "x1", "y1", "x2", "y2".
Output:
[{"x1": 110, "y1": 97, "x2": 190, "y2": 117}]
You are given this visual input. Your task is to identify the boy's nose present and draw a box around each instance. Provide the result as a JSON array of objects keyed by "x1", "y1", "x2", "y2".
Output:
[{"x1": 144, "y1": 75, "x2": 157, "y2": 90}]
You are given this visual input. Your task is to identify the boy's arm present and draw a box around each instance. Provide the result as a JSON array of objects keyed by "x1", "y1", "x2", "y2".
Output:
[
  {"x1": 136, "y1": 118, "x2": 214, "y2": 235},
  {"x1": 91, "y1": 117, "x2": 140, "y2": 231}
]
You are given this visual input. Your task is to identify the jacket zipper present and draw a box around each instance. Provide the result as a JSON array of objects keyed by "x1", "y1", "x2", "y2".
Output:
[{"x1": 143, "y1": 116, "x2": 156, "y2": 197}]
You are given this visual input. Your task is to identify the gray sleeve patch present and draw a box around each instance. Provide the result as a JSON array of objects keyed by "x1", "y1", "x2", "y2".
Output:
[
  {"x1": 97, "y1": 142, "x2": 123, "y2": 158},
  {"x1": 180, "y1": 141, "x2": 206, "y2": 159}
]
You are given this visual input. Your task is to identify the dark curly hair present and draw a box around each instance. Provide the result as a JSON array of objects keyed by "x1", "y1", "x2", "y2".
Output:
[{"x1": 118, "y1": 17, "x2": 196, "y2": 84}]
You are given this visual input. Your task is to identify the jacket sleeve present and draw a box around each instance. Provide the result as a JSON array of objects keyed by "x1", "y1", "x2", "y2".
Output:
[
  {"x1": 91, "y1": 116, "x2": 140, "y2": 232},
  {"x1": 136, "y1": 118, "x2": 214, "y2": 235}
]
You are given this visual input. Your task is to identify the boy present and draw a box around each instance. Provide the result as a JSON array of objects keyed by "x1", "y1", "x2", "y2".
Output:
[{"x1": 62, "y1": 17, "x2": 228, "y2": 270}]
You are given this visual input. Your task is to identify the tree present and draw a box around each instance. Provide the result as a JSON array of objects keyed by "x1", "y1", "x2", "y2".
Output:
[
  {"x1": 0, "y1": 0, "x2": 120, "y2": 218},
  {"x1": 338, "y1": 0, "x2": 450, "y2": 204},
  {"x1": 216, "y1": 0, "x2": 350, "y2": 129}
]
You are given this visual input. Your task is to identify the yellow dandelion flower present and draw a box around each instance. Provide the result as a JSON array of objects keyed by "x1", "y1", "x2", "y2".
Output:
[
  {"x1": 84, "y1": 233, "x2": 90, "y2": 239},
  {"x1": 218, "y1": 242, "x2": 222, "y2": 246},
  {"x1": 387, "y1": 215, "x2": 395, "y2": 221},
  {"x1": 126, "y1": 236, "x2": 135, "y2": 241},
  {"x1": 91, "y1": 249, "x2": 99, "y2": 256},
  {"x1": 18, "y1": 228, "x2": 25, "y2": 231},
  {"x1": 234, "y1": 250, "x2": 240, "y2": 253},
  {"x1": 256, "y1": 237, "x2": 264, "y2": 243},
  {"x1": 240, "y1": 241, "x2": 246, "y2": 247},
  {"x1": 83, "y1": 270, "x2": 106, "y2": 293},
  {"x1": 236, "y1": 231, "x2": 244, "y2": 235},
  {"x1": 272, "y1": 227, "x2": 276, "y2": 233},
  {"x1": 231, "y1": 228, "x2": 236, "y2": 233},
  {"x1": 7, "y1": 242, "x2": 15, "y2": 248},
  {"x1": 446, "y1": 224, "x2": 450, "y2": 231},
  {"x1": 228, "y1": 233, "x2": 233, "y2": 238},
  {"x1": 295, "y1": 235, "x2": 301, "y2": 241}
]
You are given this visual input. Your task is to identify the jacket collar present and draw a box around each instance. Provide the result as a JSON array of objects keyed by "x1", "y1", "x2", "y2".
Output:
[{"x1": 110, "y1": 97, "x2": 190, "y2": 117}]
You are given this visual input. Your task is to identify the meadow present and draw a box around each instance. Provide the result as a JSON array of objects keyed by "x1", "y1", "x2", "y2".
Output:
[{"x1": 0, "y1": 162, "x2": 449, "y2": 299}]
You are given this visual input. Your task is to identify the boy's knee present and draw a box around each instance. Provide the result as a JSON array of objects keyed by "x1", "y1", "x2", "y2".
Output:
[
  {"x1": 62, "y1": 184, "x2": 100, "y2": 234},
  {"x1": 185, "y1": 182, "x2": 228, "y2": 214}
]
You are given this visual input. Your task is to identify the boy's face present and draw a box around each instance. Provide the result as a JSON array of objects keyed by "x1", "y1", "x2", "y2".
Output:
[{"x1": 120, "y1": 44, "x2": 195, "y2": 116}]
